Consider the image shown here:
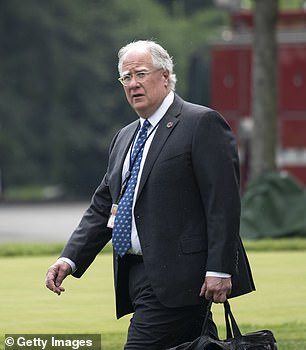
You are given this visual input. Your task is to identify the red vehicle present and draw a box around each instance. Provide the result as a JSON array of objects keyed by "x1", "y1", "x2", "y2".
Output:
[{"x1": 210, "y1": 10, "x2": 306, "y2": 188}]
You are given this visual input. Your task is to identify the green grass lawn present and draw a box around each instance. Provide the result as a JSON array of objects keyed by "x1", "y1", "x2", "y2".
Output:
[{"x1": 1, "y1": 251, "x2": 306, "y2": 349}]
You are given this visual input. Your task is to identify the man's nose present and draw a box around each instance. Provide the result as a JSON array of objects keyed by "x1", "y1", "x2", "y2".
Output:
[{"x1": 129, "y1": 75, "x2": 140, "y2": 87}]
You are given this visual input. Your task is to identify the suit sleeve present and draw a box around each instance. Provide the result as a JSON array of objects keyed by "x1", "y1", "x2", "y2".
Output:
[{"x1": 192, "y1": 110, "x2": 241, "y2": 274}]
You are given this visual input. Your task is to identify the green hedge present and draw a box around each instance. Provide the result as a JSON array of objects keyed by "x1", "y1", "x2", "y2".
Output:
[{"x1": 1, "y1": 238, "x2": 306, "y2": 257}]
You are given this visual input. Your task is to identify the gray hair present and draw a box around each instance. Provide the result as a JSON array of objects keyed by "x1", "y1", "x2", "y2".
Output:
[{"x1": 118, "y1": 40, "x2": 177, "y2": 91}]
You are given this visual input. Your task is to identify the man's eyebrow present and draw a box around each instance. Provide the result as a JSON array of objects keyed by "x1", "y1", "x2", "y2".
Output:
[{"x1": 121, "y1": 67, "x2": 150, "y2": 75}]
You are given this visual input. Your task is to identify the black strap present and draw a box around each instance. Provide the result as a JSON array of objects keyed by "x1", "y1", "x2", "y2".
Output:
[
  {"x1": 200, "y1": 299, "x2": 213, "y2": 335},
  {"x1": 224, "y1": 300, "x2": 242, "y2": 339},
  {"x1": 201, "y1": 300, "x2": 242, "y2": 340}
]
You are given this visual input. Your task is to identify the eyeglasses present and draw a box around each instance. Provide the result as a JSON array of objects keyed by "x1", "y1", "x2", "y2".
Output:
[{"x1": 118, "y1": 69, "x2": 161, "y2": 86}]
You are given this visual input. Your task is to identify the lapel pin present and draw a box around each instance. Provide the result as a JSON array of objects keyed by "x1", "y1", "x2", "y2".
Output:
[{"x1": 166, "y1": 121, "x2": 174, "y2": 128}]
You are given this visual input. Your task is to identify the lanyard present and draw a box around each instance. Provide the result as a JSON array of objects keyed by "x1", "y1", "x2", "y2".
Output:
[{"x1": 117, "y1": 120, "x2": 160, "y2": 202}]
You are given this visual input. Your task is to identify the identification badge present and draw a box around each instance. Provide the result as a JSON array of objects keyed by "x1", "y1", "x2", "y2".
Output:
[{"x1": 107, "y1": 204, "x2": 118, "y2": 229}]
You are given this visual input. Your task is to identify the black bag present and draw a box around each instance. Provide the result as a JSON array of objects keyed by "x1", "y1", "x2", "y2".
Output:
[{"x1": 167, "y1": 300, "x2": 277, "y2": 349}]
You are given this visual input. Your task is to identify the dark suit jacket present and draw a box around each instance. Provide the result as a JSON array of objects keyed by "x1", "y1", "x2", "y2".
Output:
[{"x1": 61, "y1": 94, "x2": 255, "y2": 318}]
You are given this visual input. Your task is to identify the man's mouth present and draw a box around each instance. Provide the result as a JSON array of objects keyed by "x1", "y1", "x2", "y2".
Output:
[{"x1": 132, "y1": 93, "x2": 144, "y2": 99}]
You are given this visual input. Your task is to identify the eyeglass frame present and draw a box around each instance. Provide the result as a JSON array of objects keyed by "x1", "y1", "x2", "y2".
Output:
[{"x1": 118, "y1": 68, "x2": 163, "y2": 86}]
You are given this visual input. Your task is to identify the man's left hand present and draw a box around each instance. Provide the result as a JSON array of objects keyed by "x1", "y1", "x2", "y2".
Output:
[{"x1": 199, "y1": 276, "x2": 232, "y2": 303}]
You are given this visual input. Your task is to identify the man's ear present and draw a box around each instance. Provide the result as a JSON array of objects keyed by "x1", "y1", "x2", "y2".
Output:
[{"x1": 163, "y1": 70, "x2": 170, "y2": 85}]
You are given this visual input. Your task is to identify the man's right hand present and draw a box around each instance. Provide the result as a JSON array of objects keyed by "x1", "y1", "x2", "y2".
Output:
[{"x1": 45, "y1": 260, "x2": 72, "y2": 296}]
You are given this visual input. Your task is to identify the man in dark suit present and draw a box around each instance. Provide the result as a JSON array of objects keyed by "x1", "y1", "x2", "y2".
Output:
[{"x1": 46, "y1": 40, "x2": 255, "y2": 349}]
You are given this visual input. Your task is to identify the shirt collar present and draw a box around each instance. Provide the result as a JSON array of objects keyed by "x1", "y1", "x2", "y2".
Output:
[{"x1": 139, "y1": 91, "x2": 174, "y2": 128}]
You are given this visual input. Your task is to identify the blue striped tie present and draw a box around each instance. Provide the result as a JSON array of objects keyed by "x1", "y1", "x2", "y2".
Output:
[{"x1": 112, "y1": 119, "x2": 150, "y2": 257}]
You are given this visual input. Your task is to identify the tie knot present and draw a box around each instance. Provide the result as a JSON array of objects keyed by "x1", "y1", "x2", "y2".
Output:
[{"x1": 142, "y1": 119, "x2": 151, "y2": 130}]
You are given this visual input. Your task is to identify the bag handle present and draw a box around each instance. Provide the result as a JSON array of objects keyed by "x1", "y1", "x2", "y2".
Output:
[
  {"x1": 201, "y1": 299, "x2": 242, "y2": 340},
  {"x1": 200, "y1": 299, "x2": 213, "y2": 335},
  {"x1": 224, "y1": 300, "x2": 242, "y2": 339}
]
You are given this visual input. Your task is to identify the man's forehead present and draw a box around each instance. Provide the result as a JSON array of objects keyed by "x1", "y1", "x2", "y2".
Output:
[{"x1": 121, "y1": 49, "x2": 153, "y2": 72}]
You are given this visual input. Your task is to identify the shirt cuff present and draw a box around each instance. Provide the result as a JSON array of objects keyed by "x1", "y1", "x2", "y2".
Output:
[
  {"x1": 58, "y1": 257, "x2": 77, "y2": 274},
  {"x1": 206, "y1": 271, "x2": 231, "y2": 278}
]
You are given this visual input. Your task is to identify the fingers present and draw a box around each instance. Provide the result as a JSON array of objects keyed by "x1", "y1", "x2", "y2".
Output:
[
  {"x1": 199, "y1": 280, "x2": 207, "y2": 298},
  {"x1": 45, "y1": 264, "x2": 65, "y2": 296},
  {"x1": 45, "y1": 261, "x2": 71, "y2": 296},
  {"x1": 200, "y1": 276, "x2": 232, "y2": 303}
]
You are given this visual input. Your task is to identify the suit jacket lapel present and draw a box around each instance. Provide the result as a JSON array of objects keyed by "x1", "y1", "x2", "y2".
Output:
[
  {"x1": 112, "y1": 120, "x2": 139, "y2": 199},
  {"x1": 136, "y1": 95, "x2": 183, "y2": 199}
]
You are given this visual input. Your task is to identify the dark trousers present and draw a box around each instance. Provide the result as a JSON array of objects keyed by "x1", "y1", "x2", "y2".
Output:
[{"x1": 123, "y1": 256, "x2": 218, "y2": 350}]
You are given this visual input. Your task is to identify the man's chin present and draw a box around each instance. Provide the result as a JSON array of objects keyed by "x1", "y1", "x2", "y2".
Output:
[{"x1": 131, "y1": 103, "x2": 149, "y2": 118}]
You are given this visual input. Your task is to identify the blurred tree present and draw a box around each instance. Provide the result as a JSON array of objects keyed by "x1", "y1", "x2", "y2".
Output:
[
  {"x1": 156, "y1": 0, "x2": 214, "y2": 16},
  {"x1": 0, "y1": 0, "x2": 227, "y2": 199},
  {"x1": 0, "y1": 0, "x2": 132, "y2": 196},
  {"x1": 250, "y1": 0, "x2": 278, "y2": 179}
]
